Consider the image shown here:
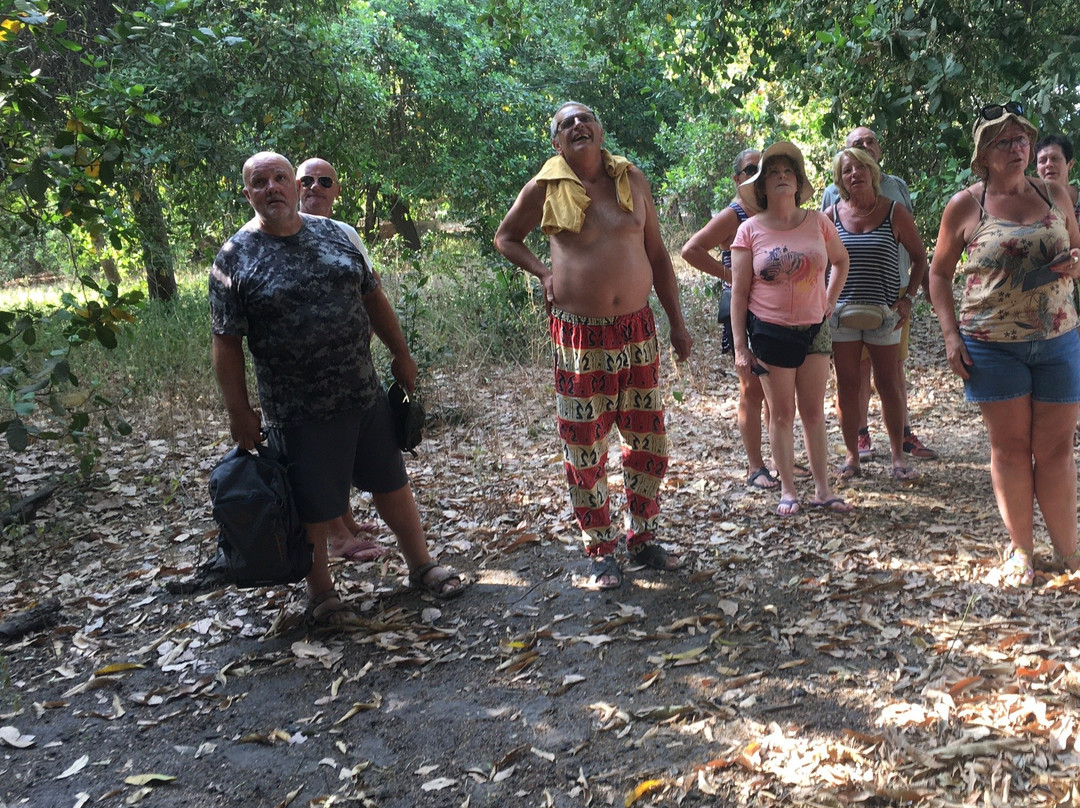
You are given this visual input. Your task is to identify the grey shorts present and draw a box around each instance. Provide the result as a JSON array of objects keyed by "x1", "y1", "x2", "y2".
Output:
[{"x1": 266, "y1": 391, "x2": 408, "y2": 524}]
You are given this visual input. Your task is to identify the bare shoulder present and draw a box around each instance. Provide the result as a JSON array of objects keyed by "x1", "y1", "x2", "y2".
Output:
[
  {"x1": 626, "y1": 164, "x2": 652, "y2": 193},
  {"x1": 1044, "y1": 178, "x2": 1074, "y2": 211}
]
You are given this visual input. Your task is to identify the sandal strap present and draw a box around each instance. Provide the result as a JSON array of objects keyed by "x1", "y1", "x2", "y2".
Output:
[
  {"x1": 1001, "y1": 547, "x2": 1035, "y2": 587},
  {"x1": 1053, "y1": 546, "x2": 1080, "y2": 563},
  {"x1": 408, "y1": 560, "x2": 440, "y2": 586}
]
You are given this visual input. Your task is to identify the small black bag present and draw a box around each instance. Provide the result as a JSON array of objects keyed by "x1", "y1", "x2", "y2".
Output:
[
  {"x1": 716, "y1": 283, "x2": 732, "y2": 324},
  {"x1": 747, "y1": 312, "x2": 823, "y2": 369},
  {"x1": 387, "y1": 382, "x2": 424, "y2": 454},
  {"x1": 208, "y1": 444, "x2": 311, "y2": 588}
]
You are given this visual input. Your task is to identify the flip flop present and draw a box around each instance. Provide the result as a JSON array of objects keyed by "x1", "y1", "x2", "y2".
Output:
[
  {"x1": 776, "y1": 497, "x2": 800, "y2": 516},
  {"x1": 890, "y1": 466, "x2": 919, "y2": 482},
  {"x1": 629, "y1": 541, "x2": 682, "y2": 571},
  {"x1": 810, "y1": 497, "x2": 854, "y2": 513},
  {"x1": 747, "y1": 466, "x2": 779, "y2": 490},
  {"x1": 586, "y1": 555, "x2": 623, "y2": 590},
  {"x1": 793, "y1": 463, "x2": 812, "y2": 478},
  {"x1": 837, "y1": 464, "x2": 861, "y2": 480},
  {"x1": 336, "y1": 538, "x2": 389, "y2": 562}
]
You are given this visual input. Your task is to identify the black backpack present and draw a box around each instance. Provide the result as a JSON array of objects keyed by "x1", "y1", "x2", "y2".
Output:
[{"x1": 208, "y1": 444, "x2": 312, "y2": 588}]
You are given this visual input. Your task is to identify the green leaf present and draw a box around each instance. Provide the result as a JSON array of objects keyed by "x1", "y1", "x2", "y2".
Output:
[
  {"x1": 94, "y1": 322, "x2": 118, "y2": 349},
  {"x1": 5, "y1": 421, "x2": 29, "y2": 452}
]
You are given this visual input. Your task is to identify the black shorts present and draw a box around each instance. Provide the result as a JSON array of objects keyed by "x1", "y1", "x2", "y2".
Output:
[{"x1": 266, "y1": 391, "x2": 408, "y2": 524}]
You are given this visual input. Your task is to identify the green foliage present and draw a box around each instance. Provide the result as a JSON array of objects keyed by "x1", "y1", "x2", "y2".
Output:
[
  {"x1": 372, "y1": 233, "x2": 546, "y2": 371},
  {"x1": 0, "y1": 275, "x2": 142, "y2": 468}
]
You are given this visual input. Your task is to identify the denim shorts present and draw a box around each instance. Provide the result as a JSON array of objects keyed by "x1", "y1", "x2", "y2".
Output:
[
  {"x1": 962, "y1": 331, "x2": 1080, "y2": 403},
  {"x1": 830, "y1": 307, "x2": 901, "y2": 346}
]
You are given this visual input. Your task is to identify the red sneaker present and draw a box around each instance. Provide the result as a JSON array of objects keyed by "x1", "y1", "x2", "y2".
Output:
[{"x1": 903, "y1": 431, "x2": 938, "y2": 460}]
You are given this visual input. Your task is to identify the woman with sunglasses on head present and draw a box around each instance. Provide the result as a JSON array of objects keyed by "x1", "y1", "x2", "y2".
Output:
[
  {"x1": 730, "y1": 142, "x2": 852, "y2": 516},
  {"x1": 825, "y1": 146, "x2": 929, "y2": 483},
  {"x1": 682, "y1": 150, "x2": 781, "y2": 490},
  {"x1": 929, "y1": 103, "x2": 1080, "y2": 587}
]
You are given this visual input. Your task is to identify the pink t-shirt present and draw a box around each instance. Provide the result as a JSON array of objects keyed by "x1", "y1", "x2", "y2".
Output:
[{"x1": 731, "y1": 211, "x2": 838, "y2": 326}]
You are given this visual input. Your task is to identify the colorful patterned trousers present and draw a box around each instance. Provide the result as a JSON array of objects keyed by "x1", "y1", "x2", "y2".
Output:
[{"x1": 549, "y1": 306, "x2": 668, "y2": 556}]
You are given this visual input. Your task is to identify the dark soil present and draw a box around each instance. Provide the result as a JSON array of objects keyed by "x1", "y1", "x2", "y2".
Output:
[{"x1": 3, "y1": 304, "x2": 1080, "y2": 808}]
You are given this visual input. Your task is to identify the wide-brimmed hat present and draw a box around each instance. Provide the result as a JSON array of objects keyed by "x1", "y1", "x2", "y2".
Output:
[
  {"x1": 740, "y1": 141, "x2": 814, "y2": 203},
  {"x1": 971, "y1": 106, "x2": 1038, "y2": 178}
]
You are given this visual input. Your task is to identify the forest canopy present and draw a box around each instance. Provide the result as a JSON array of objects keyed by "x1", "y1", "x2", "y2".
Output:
[{"x1": 0, "y1": 0, "x2": 1076, "y2": 292}]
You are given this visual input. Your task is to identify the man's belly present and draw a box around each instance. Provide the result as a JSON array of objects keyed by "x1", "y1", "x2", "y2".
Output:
[{"x1": 552, "y1": 259, "x2": 655, "y2": 318}]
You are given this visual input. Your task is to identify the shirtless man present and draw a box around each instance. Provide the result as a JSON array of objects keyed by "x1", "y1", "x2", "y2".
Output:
[{"x1": 494, "y1": 102, "x2": 692, "y2": 590}]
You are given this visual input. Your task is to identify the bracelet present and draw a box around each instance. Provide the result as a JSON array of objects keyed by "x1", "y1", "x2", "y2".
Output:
[{"x1": 903, "y1": 292, "x2": 917, "y2": 304}]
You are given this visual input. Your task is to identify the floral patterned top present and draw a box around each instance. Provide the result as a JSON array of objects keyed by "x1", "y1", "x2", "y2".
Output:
[{"x1": 958, "y1": 182, "x2": 1077, "y2": 342}]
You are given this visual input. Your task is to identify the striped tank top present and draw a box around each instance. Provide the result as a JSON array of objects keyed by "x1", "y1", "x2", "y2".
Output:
[
  {"x1": 833, "y1": 201, "x2": 900, "y2": 307},
  {"x1": 720, "y1": 202, "x2": 751, "y2": 274}
]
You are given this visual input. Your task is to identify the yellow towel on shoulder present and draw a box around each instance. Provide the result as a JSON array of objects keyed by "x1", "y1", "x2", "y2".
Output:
[{"x1": 534, "y1": 150, "x2": 634, "y2": 235}]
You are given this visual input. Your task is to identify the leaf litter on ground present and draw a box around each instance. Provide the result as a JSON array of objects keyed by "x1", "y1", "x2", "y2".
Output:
[{"x1": 3, "y1": 292, "x2": 1080, "y2": 805}]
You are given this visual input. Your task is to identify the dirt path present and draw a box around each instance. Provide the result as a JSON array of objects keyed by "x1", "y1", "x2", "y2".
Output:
[{"x1": 3, "y1": 310, "x2": 1080, "y2": 807}]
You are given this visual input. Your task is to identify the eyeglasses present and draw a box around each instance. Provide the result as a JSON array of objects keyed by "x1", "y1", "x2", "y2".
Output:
[
  {"x1": 992, "y1": 135, "x2": 1030, "y2": 152},
  {"x1": 555, "y1": 112, "x2": 597, "y2": 133},
  {"x1": 737, "y1": 163, "x2": 759, "y2": 178},
  {"x1": 299, "y1": 176, "x2": 335, "y2": 189},
  {"x1": 980, "y1": 102, "x2": 1024, "y2": 121}
]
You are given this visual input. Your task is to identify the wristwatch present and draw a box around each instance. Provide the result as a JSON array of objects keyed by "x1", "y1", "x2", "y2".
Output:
[{"x1": 903, "y1": 291, "x2": 917, "y2": 304}]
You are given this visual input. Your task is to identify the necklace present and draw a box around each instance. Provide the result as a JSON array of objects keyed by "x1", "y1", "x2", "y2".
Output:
[{"x1": 847, "y1": 199, "x2": 877, "y2": 217}]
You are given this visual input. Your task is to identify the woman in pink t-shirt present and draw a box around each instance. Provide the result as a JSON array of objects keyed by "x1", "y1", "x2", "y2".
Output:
[{"x1": 730, "y1": 142, "x2": 851, "y2": 516}]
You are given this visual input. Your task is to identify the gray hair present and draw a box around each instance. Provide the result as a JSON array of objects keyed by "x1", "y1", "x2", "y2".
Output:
[{"x1": 550, "y1": 101, "x2": 602, "y2": 139}]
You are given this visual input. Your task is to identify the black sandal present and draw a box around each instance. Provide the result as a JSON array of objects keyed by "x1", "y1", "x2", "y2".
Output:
[
  {"x1": 408, "y1": 560, "x2": 468, "y2": 600},
  {"x1": 629, "y1": 541, "x2": 682, "y2": 571},
  {"x1": 587, "y1": 555, "x2": 623, "y2": 590}
]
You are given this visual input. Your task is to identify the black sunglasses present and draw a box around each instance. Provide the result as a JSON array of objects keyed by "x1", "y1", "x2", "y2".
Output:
[
  {"x1": 738, "y1": 163, "x2": 759, "y2": 178},
  {"x1": 980, "y1": 102, "x2": 1024, "y2": 121},
  {"x1": 299, "y1": 175, "x2": 335, "y2": 189}
]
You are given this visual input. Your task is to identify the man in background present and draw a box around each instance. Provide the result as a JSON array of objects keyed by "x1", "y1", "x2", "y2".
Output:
[{"x1": 822, "y1": 126, "x2": 938, "y2": 462}]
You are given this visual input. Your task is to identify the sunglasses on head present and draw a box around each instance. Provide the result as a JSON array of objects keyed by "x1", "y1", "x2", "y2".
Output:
[
  {"x1": 980, "y1": 101, "x2": 1024, "y2": 121},
  {"x1": 299, "y1": 175, "x2": 335, "y2": 189}
]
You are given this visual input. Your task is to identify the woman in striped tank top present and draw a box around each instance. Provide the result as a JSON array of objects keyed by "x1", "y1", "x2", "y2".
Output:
[{"x1": 826, "y1": 147, "x2": 929, "y2": 482}]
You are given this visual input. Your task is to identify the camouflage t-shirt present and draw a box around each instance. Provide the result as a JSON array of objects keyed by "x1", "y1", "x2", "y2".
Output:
[{"x1": 209, "y1": 214, "x2": 380, "y2": 426}]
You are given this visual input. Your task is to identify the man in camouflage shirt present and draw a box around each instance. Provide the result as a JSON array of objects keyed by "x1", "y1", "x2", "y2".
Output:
[{"x1": 210, "y1": 152, "x2": 463, "y2": 626}]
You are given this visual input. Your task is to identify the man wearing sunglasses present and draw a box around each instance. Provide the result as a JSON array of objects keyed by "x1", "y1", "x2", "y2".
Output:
[
  {"x1": 291, "y1": 155, "x2": 465, "y2": 597},
  {"x1": 821, "y1": 125, "x2": 939, "y2": 464},
  {"x1": 495, "y1": 102, "x2": 692, "y2": 591}
]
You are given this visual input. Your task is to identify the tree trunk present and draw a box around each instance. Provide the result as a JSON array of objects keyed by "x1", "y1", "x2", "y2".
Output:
[
  {"x1": 387, "y1": 193, "x2": 421, "y2": 251},
  {"x1": 90, "y1": 231, "x2": 121, "y2": 285},
  {"x1": 128, "y1": 170, "x2": 176, "y2": 301},
  {"x1": 362, "y1": 183, "x2": 379, "y2": 242}
]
